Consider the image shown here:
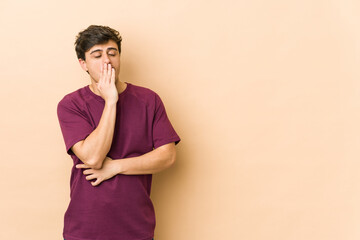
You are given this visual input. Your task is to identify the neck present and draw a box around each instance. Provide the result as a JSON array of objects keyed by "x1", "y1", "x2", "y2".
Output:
[{"x1": 117, "y1": 81, "x2": 127, "y2": 93}]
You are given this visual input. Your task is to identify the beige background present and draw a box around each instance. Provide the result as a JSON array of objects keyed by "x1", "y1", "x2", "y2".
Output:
[{"x1": 1, "y1": 0, "x2": 360, "y2": 239}]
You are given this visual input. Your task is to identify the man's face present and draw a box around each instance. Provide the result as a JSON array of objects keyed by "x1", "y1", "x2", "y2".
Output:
[{"x1": 79, "y1": 40, "x2": 120, "y2": 83}]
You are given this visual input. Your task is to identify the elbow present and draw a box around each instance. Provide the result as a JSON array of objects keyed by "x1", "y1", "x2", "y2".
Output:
[
  {"x1": 160, "y1": 142, "x2": 177, "y2": 169},
  {"x1": 89, "y1": 162, "x2": 103, "y2": 170},
  {"x1": 166, "y1": 148, "x2": 177, "y2": 168},
  {"x1": 83, "y1": 156, "x2": 104, "y2": 170},
  {"x1": 72, "y1": 142, "x2": 104, "y2": 169}
]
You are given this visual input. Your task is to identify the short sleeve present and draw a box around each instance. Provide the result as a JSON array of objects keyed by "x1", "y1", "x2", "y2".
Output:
[
  {"x1": 57, "y1": 96, "x2": 93, "y2": 155},
  {"x1": 152, "y1": 94, "x2": 181, "y2": 149}
]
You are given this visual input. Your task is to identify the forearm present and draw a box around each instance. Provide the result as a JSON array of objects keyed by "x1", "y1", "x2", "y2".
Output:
[
  {"x1": 113, "y1": 143, "x2": 176, "y2": 175},
  {"x1": 73, "y1": 101, "x2": 117, "y2": 168},
  {"x1": 76, "y1": 143, "x2": 177, "y2": 186}
]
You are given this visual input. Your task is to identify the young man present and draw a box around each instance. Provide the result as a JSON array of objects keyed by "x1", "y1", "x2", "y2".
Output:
[{"x1": 57, "y1": 25, "x2": 180, "y2": 240}]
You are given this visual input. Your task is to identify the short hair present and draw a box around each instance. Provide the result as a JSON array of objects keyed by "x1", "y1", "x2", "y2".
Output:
[{"x1": 75, "y1": 25, "x2": 122, "y2": 60}]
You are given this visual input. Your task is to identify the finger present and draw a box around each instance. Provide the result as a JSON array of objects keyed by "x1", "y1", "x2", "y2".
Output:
[
  {"x1": 99, "y1": 63, "x2": 107, "y2": 84},
  {"x1": 76, "y1": 164, "x2": 90, "y2": 169},
  {"x1": 107, "y1": 64, "x2": 112, "y2": 83},
  {"x1": 100, "y1": 64, "x2": 105, "y2": 78},
  {"x1": 86, "y1": 174, "x2": 97, "y2": 181},
  {"x1": 110, "y1": 68, "x2": 115, "y2": 84},
  {"x1": 83, "y1": 169, "x2": 93, "y2": 175},
  {"x1": 91, "y1": 178, "x2": 102, "y2": 187}
]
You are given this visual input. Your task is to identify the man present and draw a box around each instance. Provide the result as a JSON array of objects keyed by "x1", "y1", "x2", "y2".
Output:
[{"x1": 57, "y1": 25, "x2": 180, "y2": 240}]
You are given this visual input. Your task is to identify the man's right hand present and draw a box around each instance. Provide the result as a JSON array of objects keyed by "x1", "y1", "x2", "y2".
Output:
[{"x1": 96, "y1": 63, "x2": 118, "y2": 104}]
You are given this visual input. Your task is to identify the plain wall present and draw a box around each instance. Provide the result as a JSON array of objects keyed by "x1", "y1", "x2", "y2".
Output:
[{"x1": 1, "y1": 0, "x2": 360, "y2": 239}]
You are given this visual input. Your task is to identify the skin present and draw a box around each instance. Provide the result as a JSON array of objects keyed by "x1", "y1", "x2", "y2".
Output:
[
  {"x1": 72, "y1": 40, "x2": 176, "y2": 186},
  {"x1": 78, "y1": 40, "x2": 125, "y2": 97},
  {"x1": 76, "y1": 142, "x2": 176, "y2": 186}
]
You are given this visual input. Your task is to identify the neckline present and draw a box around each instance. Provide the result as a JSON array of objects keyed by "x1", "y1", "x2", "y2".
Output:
[{"x1": 85, "y1": 82, "x2": 130, "y2": 103}]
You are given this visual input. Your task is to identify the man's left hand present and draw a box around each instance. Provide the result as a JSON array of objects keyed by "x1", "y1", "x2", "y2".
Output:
[{"x1": 76, "y1": 157, "x2": 118, "y2": 186}]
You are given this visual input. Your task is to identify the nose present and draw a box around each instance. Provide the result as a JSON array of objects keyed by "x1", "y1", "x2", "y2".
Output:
[{"x1": 103, "y1": 55, "x2": 110, "y2": 64}]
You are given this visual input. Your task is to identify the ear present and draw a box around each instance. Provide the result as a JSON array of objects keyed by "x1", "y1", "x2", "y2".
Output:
[{"x1": 78, "y1": 58, "x2": 88, "y2": 72}]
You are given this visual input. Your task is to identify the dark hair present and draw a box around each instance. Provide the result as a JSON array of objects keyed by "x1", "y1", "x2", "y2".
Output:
[{"x1": 75, "y1": 25, "x2": 122, "y2": 60}]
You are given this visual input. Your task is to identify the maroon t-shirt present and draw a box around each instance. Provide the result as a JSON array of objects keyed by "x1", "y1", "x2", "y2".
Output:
[{"x1": 57, "y1": 83, "x2": 180, "y2": 240}]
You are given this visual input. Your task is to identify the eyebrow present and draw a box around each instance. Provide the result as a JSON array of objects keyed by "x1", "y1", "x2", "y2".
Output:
[{"x1": 90, "y1": 47, "x2": 119, "y2": 55}]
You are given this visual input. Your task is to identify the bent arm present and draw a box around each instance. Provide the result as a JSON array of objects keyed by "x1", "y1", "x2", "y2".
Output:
[
  {"x1": 76, "y1": 142, "x2": 177, "y2": 185},
  {"x1": 71, "y1": 64, "x2": 119, "y2": 169},
  {"x1": 72, "y1": 101, "x2": 117, "y2": 169}
]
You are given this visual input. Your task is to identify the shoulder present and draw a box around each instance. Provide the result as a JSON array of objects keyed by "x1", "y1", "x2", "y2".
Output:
[
  {"x1": 57, "y1": 86, "x2": 89, "y2": 113},
  {"x1": 127, "y1": 83, "x2": 158, "y2": 97},
  {"x1": 126, "y1": 83, "x2": 161, "y2": 104}
]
